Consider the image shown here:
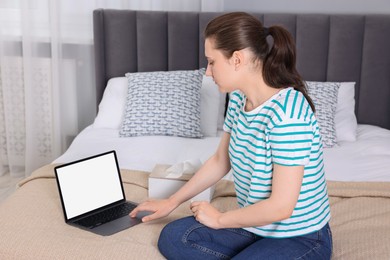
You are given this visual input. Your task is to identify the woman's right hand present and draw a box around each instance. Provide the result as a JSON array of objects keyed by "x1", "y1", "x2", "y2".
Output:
[{"x1": 129, "y1": 198, "x2": 179, "y2": 223}]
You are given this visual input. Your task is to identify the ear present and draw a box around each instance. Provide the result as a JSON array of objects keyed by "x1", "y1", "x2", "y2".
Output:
[{"x1": 232, "y1": 50, "x2": 245, "y2": 70}]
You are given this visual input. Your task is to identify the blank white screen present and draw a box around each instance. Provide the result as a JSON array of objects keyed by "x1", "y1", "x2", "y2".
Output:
[{"x1": 56, "y1": 152, "x2": 124, "y2": 219}]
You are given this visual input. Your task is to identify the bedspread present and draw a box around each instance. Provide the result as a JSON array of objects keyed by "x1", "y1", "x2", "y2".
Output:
[{"x1": 0, "y1": 164, "x2": 389, "y2": 259}]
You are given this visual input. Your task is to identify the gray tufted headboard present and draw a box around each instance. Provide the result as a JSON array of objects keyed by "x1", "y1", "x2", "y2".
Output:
[{"x1": 93, "y1": 9, "x2": 390, "y2": 130}]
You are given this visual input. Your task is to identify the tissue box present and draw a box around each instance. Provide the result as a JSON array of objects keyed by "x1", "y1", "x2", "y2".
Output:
[{"x1": 148, "y1": 164, "x2": 215, "y2": 202}]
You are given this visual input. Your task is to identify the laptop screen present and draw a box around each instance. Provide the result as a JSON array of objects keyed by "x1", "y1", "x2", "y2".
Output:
[{"x1": 55, "y1": 151, "x2": 125, "y2": 220}]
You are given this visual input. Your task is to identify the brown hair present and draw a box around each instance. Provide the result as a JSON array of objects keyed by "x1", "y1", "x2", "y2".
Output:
[{"x1": 204, "y1": 12, "x2": 315, "y2": 112}]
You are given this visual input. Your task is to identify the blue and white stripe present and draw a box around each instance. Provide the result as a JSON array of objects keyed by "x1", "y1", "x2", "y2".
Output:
[{"x1": 223, "y1": 88, "x2": 331, "y2": 238}]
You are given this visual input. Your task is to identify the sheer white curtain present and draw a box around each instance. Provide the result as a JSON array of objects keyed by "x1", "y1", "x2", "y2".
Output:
[{"x1": 0, "y1": 0, "x2": 223, "y2": 178}]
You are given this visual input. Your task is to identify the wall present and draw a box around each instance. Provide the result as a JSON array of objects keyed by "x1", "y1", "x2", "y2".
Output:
[{"x1": 223, "y1": 0, "x2": 390, "y2": 14}]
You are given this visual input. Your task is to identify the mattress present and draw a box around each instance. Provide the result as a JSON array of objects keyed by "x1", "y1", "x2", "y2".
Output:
[{"x1": 54, "y1": 124, "x2": 390, "y2": 182}]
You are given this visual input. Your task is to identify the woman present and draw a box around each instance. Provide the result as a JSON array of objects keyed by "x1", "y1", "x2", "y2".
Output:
[{"x1": 130, "y1": 12, "x2": 332, "y2": 259}]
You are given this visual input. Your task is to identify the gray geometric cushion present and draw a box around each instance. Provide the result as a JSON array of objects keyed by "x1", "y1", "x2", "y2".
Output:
[
  {"x1": 306, "y1": 81, "x2": 340, "y2": 148},
  {"x1": 119, "y1": 69, "x2": 204, "y2": 138}
]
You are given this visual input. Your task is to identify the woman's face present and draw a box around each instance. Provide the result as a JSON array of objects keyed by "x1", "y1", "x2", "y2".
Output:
[{"x1": 204, "y1": 38, "x2": 237, "y2": 93}]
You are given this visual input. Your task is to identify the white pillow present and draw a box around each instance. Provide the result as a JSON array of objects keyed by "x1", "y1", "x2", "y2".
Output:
[
  {"x1": 96, "y1": 77, "x2": 355, "y2": 143},
  {"x1": 306, "y1": 81, "x2": 357, "y2": 143},
  {"x1": 92, "y1": 77, "x2": 127, "y2": 129},
  {"x1": 335, "y1": 82, "x2": 357, "y2": 142},
  {"x1": 200, "y1": 75, "x2": 220, "y2": 137},
  {"x1": 202, "y1": 77, "x2": 227, "y2": 132},
  {"x1": 306, "y1": 81, "x2": 340, "y2": 148},
  {"x1": 119, "y1": 70, "x2": 203, "y2": 138},
  {"x1": 93, "y1": 73, "x2": 226, "y2": 138}
]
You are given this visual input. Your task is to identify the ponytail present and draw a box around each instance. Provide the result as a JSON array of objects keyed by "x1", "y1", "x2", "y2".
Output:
[
  {"x1": 205, "y1": 12, "x2": 315, "y2": 112},
  {"x1": 264, "y1": 26, "x2": 316, "y2": 112}
]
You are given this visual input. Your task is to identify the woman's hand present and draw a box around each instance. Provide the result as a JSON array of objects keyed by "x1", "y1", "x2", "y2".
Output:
[
  {"x1": 129, "y1": 198, "x2": 179, "y2": 222},
  {"x1": 190, "y1": 201, "x2": 223, "y2": 229}
]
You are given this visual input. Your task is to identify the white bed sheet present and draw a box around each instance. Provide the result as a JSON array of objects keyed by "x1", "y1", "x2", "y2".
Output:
[
  {"x1": 54, "y1": 124, "x2": 390, "y2": 182},
  {"x1": 324, "y1": 124, "x2": 390, "y2": 182},
  {"x1": 54, "y1": 127, "x2": 221, "y2": 172}
]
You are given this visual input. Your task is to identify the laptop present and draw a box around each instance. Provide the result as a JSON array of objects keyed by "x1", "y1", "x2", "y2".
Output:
[{"x1": 55, "y1": 150, "x2": 149, "y2": 236}]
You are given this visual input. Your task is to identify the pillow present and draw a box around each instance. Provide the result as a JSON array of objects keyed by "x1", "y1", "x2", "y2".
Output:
[
  {"x1": 306, "y1": 81, "x2": 358, "y2": 143},
  {"x1": 119, "y1": 69, "x2": 204, "y2": 138},
  {"x1": 93, "y1": 71, "x2": 225, "y2": 137},
  {"x1": 92, "y1": 77, "x2": 127, "y2": 129},
  {"x1": 334, "y1": 82, "x2": 357, "y2": 142},
  {"x1": 217, "y1": 81, "x2": 356, "y2": 144},
  {"x1": 305, "y1": 81, "x2": 340, "y2": 148},
  {"x1": 202, "y1": 77, "x2": 227, "y2": 132},
  {"x1": 201, "y1": 75, "x2": 220, "y2": 137}
]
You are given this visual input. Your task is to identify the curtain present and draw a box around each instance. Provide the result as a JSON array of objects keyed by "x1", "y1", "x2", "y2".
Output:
[{"x1": 0, "y1": 0, "x2": 223, "y2": 178}]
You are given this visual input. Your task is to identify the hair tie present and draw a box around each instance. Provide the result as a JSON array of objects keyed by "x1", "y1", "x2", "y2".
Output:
[{"x1": 263, "y1": 27, "x2": 269, "y2": 36}]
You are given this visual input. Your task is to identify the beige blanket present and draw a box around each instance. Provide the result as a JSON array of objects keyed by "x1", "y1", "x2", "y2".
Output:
[{"x1": 0, "y1": 164, "x2": 389, "y2": 259}]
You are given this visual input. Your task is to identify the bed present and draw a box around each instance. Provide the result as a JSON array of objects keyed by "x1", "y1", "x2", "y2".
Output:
[{"x1": 1, "y1": 9, "x2": 390, "y2": 259}]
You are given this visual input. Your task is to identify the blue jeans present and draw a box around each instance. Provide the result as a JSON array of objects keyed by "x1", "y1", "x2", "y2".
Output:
[{"x1": 158, "y1": 216, "x2": 332, "y2": 260}]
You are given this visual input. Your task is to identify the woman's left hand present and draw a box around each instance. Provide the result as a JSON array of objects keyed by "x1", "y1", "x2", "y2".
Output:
[{"x1": 190, "y1": 201, "x2": 223, "y2": 229}]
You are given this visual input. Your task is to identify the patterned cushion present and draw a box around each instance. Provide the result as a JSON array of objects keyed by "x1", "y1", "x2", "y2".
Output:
[
  {"x1": 119, "y1": 69, "x2": 204, "y2": 138},
  {"x1": 306, "y1": 81, "x2": 340, "y2": 148}
]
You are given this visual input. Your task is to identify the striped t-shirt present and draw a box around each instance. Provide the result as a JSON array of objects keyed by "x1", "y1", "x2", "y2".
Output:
[{"x1": 223, "y1": 88, "x2": 331, "y2": 238}]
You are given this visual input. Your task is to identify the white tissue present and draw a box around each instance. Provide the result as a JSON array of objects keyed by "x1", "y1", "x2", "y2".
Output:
[{"x1": 165, "y1": 159, "x2": 202, "y2": 178}]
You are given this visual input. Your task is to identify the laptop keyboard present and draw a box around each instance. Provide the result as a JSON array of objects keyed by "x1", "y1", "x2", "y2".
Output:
[{"x1": 75, "y1": 202, "x2": 137, "y2": 228}]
